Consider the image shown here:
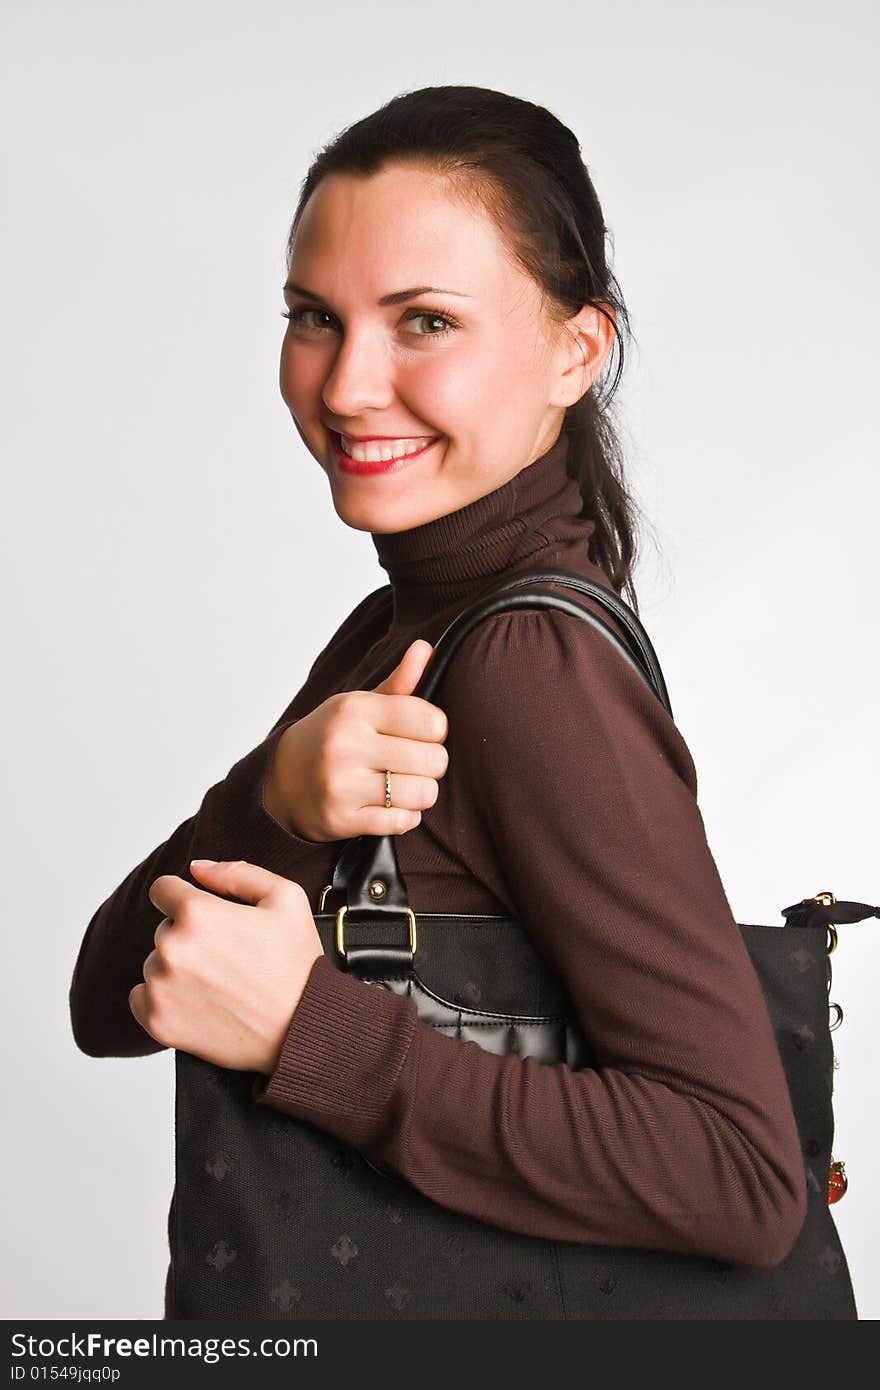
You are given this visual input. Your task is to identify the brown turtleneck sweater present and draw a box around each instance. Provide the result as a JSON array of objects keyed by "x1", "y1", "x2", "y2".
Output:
[{"x1": 69, "y1": 433, "x2": 807, "y2": 1317}]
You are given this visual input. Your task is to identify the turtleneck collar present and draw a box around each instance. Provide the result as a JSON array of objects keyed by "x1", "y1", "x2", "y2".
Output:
[{"x1": 371, "y1": 431, "x2": 596, "y2": 627}]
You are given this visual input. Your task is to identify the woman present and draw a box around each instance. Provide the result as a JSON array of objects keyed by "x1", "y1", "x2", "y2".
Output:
[{"x1": 70, "y1": 85, "x2": 807, "y2": 1319}]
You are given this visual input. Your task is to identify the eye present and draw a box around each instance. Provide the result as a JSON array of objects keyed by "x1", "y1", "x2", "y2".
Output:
[
  {"x1": 280, "y1": 307, "x2": 334, "y2": 331},
  {"x1": 404, "y1": 310, "x2": 459, "y2": 338},
  {"x1": 280, "y1": 306, "x2": 461, "y2": 340}
]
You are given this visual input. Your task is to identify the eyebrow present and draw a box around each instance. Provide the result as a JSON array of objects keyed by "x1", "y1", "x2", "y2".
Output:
[{"x1": 282, "y1": 280, "x2": 473, "y2": 306}]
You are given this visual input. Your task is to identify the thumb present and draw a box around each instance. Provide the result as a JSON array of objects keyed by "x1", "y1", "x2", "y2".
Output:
[
  {"x1": 188, "y1": 858, "x2": 298, "y2": 908},
  {"x1": 373, "y1": 638, "x2": 435, "y2": 696}
]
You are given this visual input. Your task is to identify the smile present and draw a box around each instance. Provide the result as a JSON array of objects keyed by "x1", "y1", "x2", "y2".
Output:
[
  {"x1": 331, "y1": 431, "x2": 440, "y2": 477},
  {"x1": 340, "y1": 434, "x2": 439, "y2": 462}
]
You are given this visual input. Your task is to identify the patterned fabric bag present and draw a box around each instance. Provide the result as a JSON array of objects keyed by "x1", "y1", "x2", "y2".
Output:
[{"x1": 172, "y1": 568, "x2": 876, "y2": 1319}]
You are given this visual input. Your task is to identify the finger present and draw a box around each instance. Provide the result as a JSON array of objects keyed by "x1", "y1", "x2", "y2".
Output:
[
  {"x1": 188, "y1": 858, "x2": 296, "y2": 908},
  {"x1": 142, "y1": 948, "x2": 162, "y2": 982},
  {"x1": 128, "y1": 981, "x2": 146, "y2": 1027},
  {"x1": 363, "y1": 692, "x2": 448, "y2": 743},
  {"x1": 148, "y1": 873, "x2": 200, "y2": 918},
  {"x1": 372, "y1": 640, "x2": 434, "y2": 695},
  {"x1": 369, "y1": 731, "x2": 449, "y2": 781},
  {"x1": 367, "y1": 770, "x2": 441, "y2": 812},
  {"x1": 129, "y1": 981, "x2": 163, "y2": 1045},
  {"x1": 153, "y1": 915, "x2": 174, "y2": 948},
  {"x1": 355, "y1": 805, "x2": 423, "y2": 837}
]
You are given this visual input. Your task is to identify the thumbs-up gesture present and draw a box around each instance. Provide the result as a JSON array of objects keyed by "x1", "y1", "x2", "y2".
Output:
[{"x1": 262, "y1": 640, "x2": 450, "y2": 843}]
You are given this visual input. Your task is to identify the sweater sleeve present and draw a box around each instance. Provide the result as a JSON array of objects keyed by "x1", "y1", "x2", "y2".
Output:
[
  {"x1": 251, "y1": 606, "x2": 808, "y2": 1269},
  {"x1": 69, "y1": 716, "x2": 324, "y2": 1058},
  {"x1": 70, "y1": 585, "x2": 396, "y2": 1059}
]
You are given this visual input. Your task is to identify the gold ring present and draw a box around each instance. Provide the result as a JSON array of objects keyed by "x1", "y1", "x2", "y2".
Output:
[{"x1": 385, "y1": 770, "x2": 392, "y2": 808}]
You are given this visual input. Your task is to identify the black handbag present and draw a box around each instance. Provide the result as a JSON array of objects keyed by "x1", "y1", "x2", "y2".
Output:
[{"x1": 172, "y1": 567, "x2": 876, "y2": 1320}]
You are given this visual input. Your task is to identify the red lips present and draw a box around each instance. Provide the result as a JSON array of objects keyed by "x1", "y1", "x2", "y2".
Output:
[{"x1": 332, "y1": 432, "x2": 439, "y2": 477}]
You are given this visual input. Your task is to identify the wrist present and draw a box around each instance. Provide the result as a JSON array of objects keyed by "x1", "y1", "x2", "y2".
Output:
[{"x1": 260, "y1": 726, "x2": 297, "y2": 833}]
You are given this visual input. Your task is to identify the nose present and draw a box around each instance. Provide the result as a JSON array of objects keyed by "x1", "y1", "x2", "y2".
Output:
[{"x1": 320, "y1": 331, "x2": 397, "y2": 421}]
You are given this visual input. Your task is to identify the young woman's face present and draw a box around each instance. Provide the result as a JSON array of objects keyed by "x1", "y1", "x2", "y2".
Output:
[{"x1": 279, "y1": 163, "x2": 609, "y2": 534}]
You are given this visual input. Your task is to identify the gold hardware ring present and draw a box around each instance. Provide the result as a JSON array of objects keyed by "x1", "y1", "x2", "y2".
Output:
[
  {"x1": 809, "y1": 892, "x2": 838, "y2": 954},
  {"x1": 335, "y1": 904, "x2": 418, "y2": 957}
]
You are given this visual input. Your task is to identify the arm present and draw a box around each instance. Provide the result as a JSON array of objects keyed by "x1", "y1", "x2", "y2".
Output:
[
  {"x1": 70, "y1": 585, "x2": 396, "y2": 1059},
  {"x1": 252, "y1": 607, "x2": 808, "y2": 1269},
  {"x1": 69, "y1": 717, "x2": 316, "y2": 1057}
]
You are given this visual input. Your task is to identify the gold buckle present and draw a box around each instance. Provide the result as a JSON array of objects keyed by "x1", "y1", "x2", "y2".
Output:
[
  {"x1": 335, "y1": 905, "x2": 418, "y2": 957},
  {"x1": 809, "y1": 891, "x2": 838, "y2": 954}
]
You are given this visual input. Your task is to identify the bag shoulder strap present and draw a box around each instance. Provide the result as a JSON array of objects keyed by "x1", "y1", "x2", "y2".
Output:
[
  {"x1": 324, "y1": 567, "x2": 673, "y2": 922},
  {"x1": 412, "y1": 565, "x2": 672, "y2": 717}
]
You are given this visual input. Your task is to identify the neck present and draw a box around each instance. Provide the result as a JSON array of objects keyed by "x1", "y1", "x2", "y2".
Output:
[{"x1": 370, "y1": 433, "x2": 597, "y2": 627}]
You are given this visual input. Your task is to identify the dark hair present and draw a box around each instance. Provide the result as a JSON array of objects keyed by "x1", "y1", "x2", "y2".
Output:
[{"x1": 286, "y1": 84, "x2": 657, "y2": 615}]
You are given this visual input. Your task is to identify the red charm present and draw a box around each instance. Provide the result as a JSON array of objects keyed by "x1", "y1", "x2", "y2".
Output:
[{"x1": 828, "y1": 1159, "x2": 848, "y2": 1204}]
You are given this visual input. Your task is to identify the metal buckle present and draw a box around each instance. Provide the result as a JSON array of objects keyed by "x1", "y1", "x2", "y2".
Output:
[
  {"x1": 335, "y1": 904, "x2": 418, "y2": 957},
  {"x1": 809, "y1": 891, "x2": 838, "y2": 954}
]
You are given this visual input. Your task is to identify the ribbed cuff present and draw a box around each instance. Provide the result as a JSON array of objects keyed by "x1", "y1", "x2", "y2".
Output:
[{"x1": 251, "y1": 954, "x2": 420, "y2": 1153}]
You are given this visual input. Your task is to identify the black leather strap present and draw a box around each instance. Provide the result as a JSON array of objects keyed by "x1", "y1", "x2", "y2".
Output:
[
  {"x1": 326, "y1": 567, "x2": 669, "y2": 972},
  {"x1": 409, "y1": 568, "x2": 672, "y2": 717},
  {"x1": 781, "y1": 899, "x2": 880, "y2": 930}
]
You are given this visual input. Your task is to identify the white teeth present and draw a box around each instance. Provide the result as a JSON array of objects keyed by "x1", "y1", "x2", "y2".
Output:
[{"x1": 340, "y1": 434, "x2": 437, "y2": 463}]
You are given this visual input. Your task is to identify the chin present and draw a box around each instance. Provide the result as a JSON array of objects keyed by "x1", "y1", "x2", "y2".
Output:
[
  {"x1": 329, "y1": 495, "x2": 421, "y2": 535},
  {"x1": 328, "y1": 478, "x2": 443, "y2": 533},
  {"x1": 325, "y1": 464, "x2": 447, "y2": 535}
]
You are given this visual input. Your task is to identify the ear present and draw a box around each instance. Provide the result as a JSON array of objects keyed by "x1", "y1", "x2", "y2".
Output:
[{"x1": 554, "y1": 303, "x2": 617, "y2": 408}]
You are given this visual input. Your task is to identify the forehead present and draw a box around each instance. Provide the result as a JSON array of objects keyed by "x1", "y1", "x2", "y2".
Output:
[{"x1": 290, "y1": 165, "x2": 527, "y2": 303}]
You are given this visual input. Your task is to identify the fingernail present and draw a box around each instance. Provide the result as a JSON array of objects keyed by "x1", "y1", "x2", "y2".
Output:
[{"x1": 190, "y1": 859, "x2": 218, "y2": 868}]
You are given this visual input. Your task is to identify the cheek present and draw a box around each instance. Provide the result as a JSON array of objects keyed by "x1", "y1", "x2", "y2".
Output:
[
  {"x1": 279, "y1": 341, "x2": 323, "y2": 411},
  {"x1": 407, "y1": 347, "x2": 503, "y2": 424},
  {"x1": 467, "y1": 331, "x2": 531, "y2": 390}
]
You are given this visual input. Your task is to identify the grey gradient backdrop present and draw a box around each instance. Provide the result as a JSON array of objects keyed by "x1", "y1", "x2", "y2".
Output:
[{"x1": 2, "y1": 0, "x2": 877, "y2": 1320}]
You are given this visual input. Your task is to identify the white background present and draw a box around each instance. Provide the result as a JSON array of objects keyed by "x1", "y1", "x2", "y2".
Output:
[{"x1": 2, "y1": 0, "x2": 877, "y2": 1320}]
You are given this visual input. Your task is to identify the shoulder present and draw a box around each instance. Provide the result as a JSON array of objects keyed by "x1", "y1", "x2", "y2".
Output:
[
  {"x1": 437, "y1": 589, "x2": 697, "y2": 796},
  {"x1": 264, "y1": 585, "x2": 393, "y2": 736},
  {"x1": 307, "y1": 583, "x2": 393, "y2": 682}
]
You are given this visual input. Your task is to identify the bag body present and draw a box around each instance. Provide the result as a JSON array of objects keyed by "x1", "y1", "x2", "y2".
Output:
[
  {"x1": 171, "y1": 569, "x2": 869, "y2": 1319},
  {"x1": 173, "y1": 902, "x2": 861, "y2": 1319}
]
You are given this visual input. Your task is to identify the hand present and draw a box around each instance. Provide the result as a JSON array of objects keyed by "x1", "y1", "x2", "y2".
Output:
[
  {"x1": 263, "y1": 638, "x2": 450, "y2": 843},
  {"x1": 128, "y1": 859, "x2": 324, "y2": 1075}
]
